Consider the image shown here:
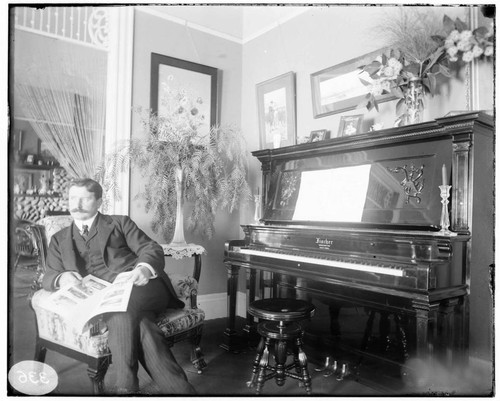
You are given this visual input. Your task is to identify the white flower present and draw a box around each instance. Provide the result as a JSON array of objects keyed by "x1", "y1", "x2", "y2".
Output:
[
  {"x1": 448, "y1": 56, "x2": 458, "y2": 62},
  {"x1": 387, "y1": 58, "x2": 402, "y2": 74},
  {"x1": 380, "y1": 80, "x2": 392, "y2": 92},
  {"x1": 448, "y1": 30, "x2": 461, "y2": 42},
  {"x1": 472, "y1": 45, "x2": 484, "y2": 57},
  {"x1": 456, "y1": 39, "x2": 472, "y2": 52},
  {"x1": 444, "y1": 39, "x2": 455, "y2": 49},
  {"x1": 370, "y1": 81, "x2": 384, "y2": 96},
  {"x1": 462, "y1": 51, "x2": 474, "y2": 62},
  {"x1": 447, "y1": 46, "x2": 459, "y2": 58},
  {"x1": 459, "y1": 30, "x2": 473, "y2": 41},
  {"x1": 383, "y1": 66, "x2": 395, "y2": 78},
  {"x1": 484, "y1": 46, "x2": 494, "y2": 56},
  {"x1": 387, "y1": 57, "x2": 399, "y2": 68}
]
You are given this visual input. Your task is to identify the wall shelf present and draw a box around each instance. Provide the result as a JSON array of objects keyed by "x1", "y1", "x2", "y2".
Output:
[{"x1": 15, "y1": 163, "x2": 58, "y2": 171}]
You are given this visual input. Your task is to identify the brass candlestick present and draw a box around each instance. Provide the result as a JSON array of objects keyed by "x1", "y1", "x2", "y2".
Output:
[{"x1": 439, "y1": 185, "x2": 451, "y2": 234}]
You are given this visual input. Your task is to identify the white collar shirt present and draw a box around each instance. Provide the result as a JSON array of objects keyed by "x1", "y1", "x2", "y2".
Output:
[{"x1": 74, "y1": 213, "x2": 98, "y2": 235}]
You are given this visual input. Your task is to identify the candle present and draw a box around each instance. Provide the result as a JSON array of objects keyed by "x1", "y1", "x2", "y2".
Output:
[{"x1": 442, "y1": 164, "x2": 448, "y2": 186}]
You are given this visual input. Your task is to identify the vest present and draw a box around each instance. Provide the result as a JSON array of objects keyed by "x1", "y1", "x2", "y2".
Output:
[{"x1": 72, "y1": 217, "x2": 118, "y2": 283}]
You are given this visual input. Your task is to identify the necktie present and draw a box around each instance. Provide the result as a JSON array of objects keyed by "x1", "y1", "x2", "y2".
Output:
[{"x1": 82, "y1": 224, "x2": 89, "y2": 238}]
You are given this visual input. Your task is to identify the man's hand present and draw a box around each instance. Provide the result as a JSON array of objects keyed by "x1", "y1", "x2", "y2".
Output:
[
  {"x1": 58, "y1": 272, "x2": 83, "y2": 288},
  {"x1": 128, "y1": 265, "x2": 153, "y2": 286}
]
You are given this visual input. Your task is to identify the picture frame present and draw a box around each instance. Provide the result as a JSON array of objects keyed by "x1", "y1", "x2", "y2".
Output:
[
  {"x1": 310, "y1": 48, "x2": 396, "y2": 118},
  {"x1": 150, "y1": 53, "x2": 219, "y2": 136},
  {"x1": 25, "y1": 154, "x2": 35, "y2": 164},
  {"x1": 309, "y1": 129, "x2": 330, "y2": 142},
  {"x1": 256, "y1": 71, "x2": 296, "y2": 149},
  {"x1": 15, "y1": 171, "x2": 33, "y2": 193},
  {"x1": 338, "y1": 114, "x2": 364, "y2": 137}
]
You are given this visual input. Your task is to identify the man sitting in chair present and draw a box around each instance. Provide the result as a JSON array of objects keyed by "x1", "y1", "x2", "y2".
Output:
[{"x1": 42, "y1": 178, "x2": 196, "y2": 395}]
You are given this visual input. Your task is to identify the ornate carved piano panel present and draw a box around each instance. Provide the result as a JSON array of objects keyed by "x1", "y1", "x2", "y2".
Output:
[{"x1": 222, "y1": 112, "x2": 493, "y2": 388}]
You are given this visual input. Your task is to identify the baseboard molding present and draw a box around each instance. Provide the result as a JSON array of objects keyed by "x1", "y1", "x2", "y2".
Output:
[{"x1": 198, "y1": 291, "x2": 247, "y2": 320}]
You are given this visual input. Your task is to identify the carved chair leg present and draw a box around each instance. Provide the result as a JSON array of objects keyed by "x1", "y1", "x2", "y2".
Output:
[
  {"x1": 87, "y1": 357, "x2": 110, "y2": 395},
  {"x1": 190, "y1": 326, "x2": 207, "y2": 374},
  {"x1": 34, "y1": 338, "x2": 47, "y2": 363}
]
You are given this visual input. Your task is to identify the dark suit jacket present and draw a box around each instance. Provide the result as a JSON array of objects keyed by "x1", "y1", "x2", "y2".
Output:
[{"x1": 42, "y1": 213, "x2": 184, "y2": 309}]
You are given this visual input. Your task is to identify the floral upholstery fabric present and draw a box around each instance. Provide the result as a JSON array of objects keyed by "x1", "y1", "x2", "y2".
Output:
[
  {"x1": 30, "y1": 273, "x2": 204, "y2": 357},
  {"x1": 156, "y1": 274, "x2": 205, "y2": 336},
  {"x1": 31, "y1": 290, "x2": 110, "y2": 357},
  {"x1": 38, "y1": 215, "x2": 73, "y2": 245}
]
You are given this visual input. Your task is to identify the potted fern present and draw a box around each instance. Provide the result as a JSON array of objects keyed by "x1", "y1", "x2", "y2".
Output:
[{"x1": 97, "y1": 87, "x2": 251, "y2": 245}]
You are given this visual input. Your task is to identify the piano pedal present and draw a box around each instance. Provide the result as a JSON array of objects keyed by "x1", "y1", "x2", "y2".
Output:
[
  {"x1": 335, "y1": 363, "x2": 349, "y2": 381},
  {"x1": 323, "y1": 360, "x2": 338, "y2": 378},
  {"x1": 314, "y1": 356, "x2": 332, "y2": 372}
]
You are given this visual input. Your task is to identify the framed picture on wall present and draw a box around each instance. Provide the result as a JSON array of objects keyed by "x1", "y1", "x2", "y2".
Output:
[
  {"x1": 150, "y1": 53, "x2": 219, "y2": 136},
  {"x1": 310, "y1": 48, "x2": 396, "y2": 118},
  {"x1": 338, "y1": 114, "x2": 364, "y2": 137},
  {"x1": 256, "y1": 72, "x2": 296, "y2": 149}
]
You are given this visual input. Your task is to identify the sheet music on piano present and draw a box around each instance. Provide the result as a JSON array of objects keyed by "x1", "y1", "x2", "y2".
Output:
[{"x1": 292, "y1": 164, "x2": 371, "y2": 222}]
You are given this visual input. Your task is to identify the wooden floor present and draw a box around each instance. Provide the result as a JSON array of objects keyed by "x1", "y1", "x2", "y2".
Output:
[{"x1": 9, "y1": 260, "x2": 494, "y2": 396}]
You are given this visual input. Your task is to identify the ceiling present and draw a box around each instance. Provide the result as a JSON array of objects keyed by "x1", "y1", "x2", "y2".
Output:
[{"x1": 145, "y1": 5, "x2": 309, "y2": 43}]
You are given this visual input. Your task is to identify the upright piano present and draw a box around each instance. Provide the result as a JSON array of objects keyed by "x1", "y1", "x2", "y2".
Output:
[{"x1": 222, "y1": 112, "x2": 494, "y2": 382}]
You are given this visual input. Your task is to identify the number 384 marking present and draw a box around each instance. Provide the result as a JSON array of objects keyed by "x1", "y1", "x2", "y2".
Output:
[{"x1": 8, "y1": 361, "x2": 58, "y2": 395}]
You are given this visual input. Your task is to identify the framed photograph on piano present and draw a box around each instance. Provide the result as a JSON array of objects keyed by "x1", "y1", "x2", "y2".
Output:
[
  {"x1": 256, "y1": 72, "x2": 297, "y2": 149},
  {"x1": 338, "y1": 114, "x2": 363, "y2": 137}
]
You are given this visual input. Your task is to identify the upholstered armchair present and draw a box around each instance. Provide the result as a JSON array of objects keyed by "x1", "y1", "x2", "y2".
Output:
[{"x1": 27, "y1": 215, "x2": 207, "y2": 394}]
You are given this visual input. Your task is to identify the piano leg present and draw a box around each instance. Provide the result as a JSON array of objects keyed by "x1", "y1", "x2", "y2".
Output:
[
  {"x1": 220, "y1": 262, "x2": 246, "y2": 352},
  {"x1": 243, "y1": 268, "x2": 257, "y2": 338},
  {"x1": 412, "y1": 301, "x2": 439, "y2": 359}
]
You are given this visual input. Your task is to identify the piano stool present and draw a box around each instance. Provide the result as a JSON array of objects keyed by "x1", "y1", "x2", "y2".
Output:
[{"x1": 246, "y1": 298, "x2": 316, "y2": 395}]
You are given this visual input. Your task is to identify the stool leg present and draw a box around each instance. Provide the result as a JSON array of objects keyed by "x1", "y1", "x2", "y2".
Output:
[
  {"x1": 295, "y1": 336, "x2": 312, "y2": 395},
  {"x1": 256, "y1": 337, "x2": 271, "y2": 394},
  {"x1": 247, "y1": 336, "x2": 265, "y2": 388},
  {"x1": 274, "y1": 339, "x2": 288, "y2": 387},
  {"x1": 292, "y1": 340, "x2": 303, "y2": 384}
]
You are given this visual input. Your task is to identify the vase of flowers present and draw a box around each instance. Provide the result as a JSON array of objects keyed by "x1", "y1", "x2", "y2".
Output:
[
  {"x1": 97, "y1": 81, "x2": 251, "y2": 245},
  {"x1": 359, "y1": 10, "x2": 494, "y2": 126},
  {"x1": 403, "y1": 77, "x2": 425, "y2": 125}
]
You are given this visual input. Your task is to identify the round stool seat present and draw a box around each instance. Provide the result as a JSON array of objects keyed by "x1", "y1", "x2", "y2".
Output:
[
  {"x1": 257, "y1": 320, "x2": 303, "y2": 340},
  {"x1": 248, "y1": 299, "x2": 316, "y2": 322}
]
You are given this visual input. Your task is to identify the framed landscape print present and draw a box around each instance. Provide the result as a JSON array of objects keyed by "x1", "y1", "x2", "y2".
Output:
[
  {"x1": 310, "y1": 48, "x2": 395, "y2": 118},
  {"x1": 150, "y1": 53, "x2": 219, "y2": 136},
  {"x1": 256, "y1": 72, "x2": 296, "y2": 149}
]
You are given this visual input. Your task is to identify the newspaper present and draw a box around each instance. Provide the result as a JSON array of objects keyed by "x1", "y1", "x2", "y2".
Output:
[{"x1": 46, "y1": 272, "x2": 134, "y2": 331}]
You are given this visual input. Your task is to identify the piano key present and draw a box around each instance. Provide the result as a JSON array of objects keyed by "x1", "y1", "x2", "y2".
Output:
[{"x1": 238, "y1": 248, "x2": 404, "y2": 277}]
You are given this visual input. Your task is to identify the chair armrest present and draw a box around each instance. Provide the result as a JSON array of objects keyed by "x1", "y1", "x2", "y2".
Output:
[{"x1": 168, "y1": 274, "x2": 199, "y2": 309}]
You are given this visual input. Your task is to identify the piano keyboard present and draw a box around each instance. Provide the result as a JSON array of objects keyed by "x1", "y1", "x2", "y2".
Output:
[{"x1": 238, "y1": 248, "x2": 404, "y2": 277}]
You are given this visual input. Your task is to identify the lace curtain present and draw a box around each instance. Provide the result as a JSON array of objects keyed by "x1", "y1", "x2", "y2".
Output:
[{"x1": 14, "y1": 32, "x2": 107, "y2": 179}]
